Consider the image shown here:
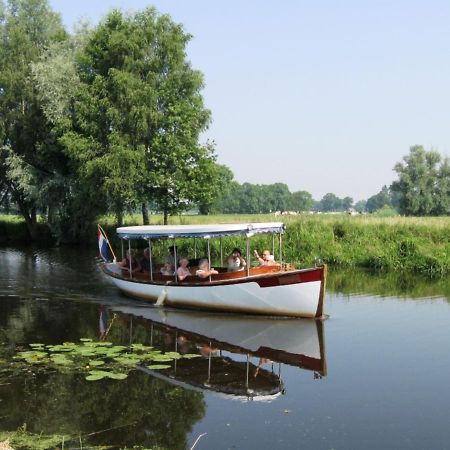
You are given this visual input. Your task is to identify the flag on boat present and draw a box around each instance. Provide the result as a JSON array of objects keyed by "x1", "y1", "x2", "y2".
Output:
[{"x1": 97, "y1": 226, "x2": 109, "y2": 262}]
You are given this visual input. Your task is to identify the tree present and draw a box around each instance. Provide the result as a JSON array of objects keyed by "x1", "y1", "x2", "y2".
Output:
[
  {"x1": 366, "y1": 185, "x2": 392, "y2": 213},
  {"x1": 318, "y1": 193, "x2": 342, "y2": 212},
  {"x1": 287, "y1": 190, "x2": 314, "y2": 211},
  {"x1": 0, "y1": 0, "x2": 67, "y2": 239},
  {"x1": 391, "y1": 146, "x2": 450, "y2": 216},
  {"x1": 198, "y1": 164, "x2": 234, "y2": 214},
  {"x1": 354, "y1": 199, "x2": 367, "y2": 213},
  {"x1": 342, "y1": 196, "x2": 353, "y2": 210},
  {"x1": 59, "y1": 8, "x2": 214, "y2": 225}
]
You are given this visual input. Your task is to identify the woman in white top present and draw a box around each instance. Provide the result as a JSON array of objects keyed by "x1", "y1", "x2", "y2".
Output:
[
  {"x1": 177, "y1": 257, "x2": 191, "y2": 281},
  {"x1": 227, "y1": 248, "x2": 246, "y2": 272},
  {"x1": 196, "y1": 259, "x2": 219, "y2": 278}
]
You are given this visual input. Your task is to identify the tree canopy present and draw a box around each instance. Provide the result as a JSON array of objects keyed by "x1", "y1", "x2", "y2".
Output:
[{"x1": 391, "y1": 146, "x2": 450, "y2": 216}]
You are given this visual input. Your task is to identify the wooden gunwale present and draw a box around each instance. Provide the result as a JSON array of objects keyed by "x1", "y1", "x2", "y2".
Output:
[{"x1": 101, "y1": 263, "x2": 325, "y2": 288}]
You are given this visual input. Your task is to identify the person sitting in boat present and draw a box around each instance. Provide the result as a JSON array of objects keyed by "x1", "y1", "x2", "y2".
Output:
[
  {"x1": 160, "y1": 262, "x2": 174, "y2": 276},
  {"x1": 227, "y1": 248, "x2": 246, "y2": 272},
  {"x1": 177, "y1": 257, "x2": 191, "y2": 281},
  {"x1": 118, "y1": 249, "x2": 141, "y2": 273},
  {"x1": 139, "y1": 248, "x2": 151, "y2": 272},
  {"x1": 254, "y1": 249, "x2": 276, "y2": 266},
  {"x1": 165, "y1": 246, "x2": 177, "y2": 268},
  {"x1": 196, "y1": 259, "x2": 219, "y2": 278}
]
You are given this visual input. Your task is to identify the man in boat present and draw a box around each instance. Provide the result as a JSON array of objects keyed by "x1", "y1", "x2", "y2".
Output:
[
  {"x1": 165, "y1": 246, "x2": 177, "y2": 268},
  {"x1": 254, "y1": 249, "x2": 276, "y2": 266},
  {"x1": 118, "y1": 249, "x2": 141, "y2": 273},
  {"x1": 140, "y1": 248, "x2": 151, "y2": 272}
]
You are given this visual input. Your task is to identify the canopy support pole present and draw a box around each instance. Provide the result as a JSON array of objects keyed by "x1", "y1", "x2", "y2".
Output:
[
  {"x1": 173, "y1": 238, "x2": 177, "y2": 282},
  {"x1": 194, "y1": 237, "x2": 197, "y2": 259},
  {"x1": 207, "y1": 238, "x2": 211, "y2": 282},
  {"x1": 245, "y1": 354, "x2": 249, "y2": 389},
  {"x1": 220, "y1": 237, "x2": 223, "y2": 267},
  {"x1": 279, "y1": 232, "x2": 283, "y2": 266},
  {"x1": 148, "y1": 239, "x2": 153, "y2": 281},
  {"x1": 272, "y1": 234, "x2": 275, "y2": 258},
  {"x1": 121, "y1": 239, "x2": 124, "y2": 260},
  {"x1": 246, "y1": 235, "x2": 250, "y2": 277},
  {"x1": 128, "y1": 240, "x2": 132, "y2": 279}
]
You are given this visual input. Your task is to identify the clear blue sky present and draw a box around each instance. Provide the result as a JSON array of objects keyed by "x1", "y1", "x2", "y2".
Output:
[{"x1": 49, "y1": 0, "x2": 450, "y2": 201}]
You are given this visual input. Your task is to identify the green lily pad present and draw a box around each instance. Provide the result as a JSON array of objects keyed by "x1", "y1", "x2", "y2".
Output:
[
  {"x1": 107, "y1": 372, "x2": 128, "y2": 380},
  {"x1": 147, "y1": 364, "x2": 171, "y2": 370},
  {"x1": 88, "y1": 360, "x2": 105, "y2": 366},
  {"x1": 85, "y1": 373, "x2": 106, "y2": 381},
  {"x1": 182, "y1": 353, "x2": 202, "y2": 359},
  {"x1": 79, "y1": 338, "x2": 93, "y2": 342},
  {"x1": 150, "y1": 355, "x2": 174, "y2": 362},
  {"x1": 131, "y1": 344, "x2": 153, "y2": 351},
  {"x1": 113, "y1": 356, "x2": 140, "y2": 366},
  {"x1": 164, "y1": 352, "x2": 182, "y2": 359}
]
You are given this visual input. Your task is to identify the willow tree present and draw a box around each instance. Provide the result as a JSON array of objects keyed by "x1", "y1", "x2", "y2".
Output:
[
  {"x1": 61, "y1": 8, "x2": 216, "y2": 225},
  {"x1": 0, "y1": 0, "x2": 67, "y2": 239}
]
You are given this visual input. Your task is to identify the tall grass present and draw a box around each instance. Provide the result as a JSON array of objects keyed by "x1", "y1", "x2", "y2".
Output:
[{"x1": 2, "y1": 213, "x2": 449, "y2": 277}]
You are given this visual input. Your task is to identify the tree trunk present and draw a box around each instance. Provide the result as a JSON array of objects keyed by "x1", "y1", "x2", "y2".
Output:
[
  {"x1": 16, "y1": 198, "x2": 38, "y2": 240},
  {"x1": 163, "y1": 208, "x2": 168, "y2": 225},
  {"x1": 142, "y1": 202, "x2": 149, "y2": 225},
  {"x1": 116, "y1": 209, "x2": 123, "y2": 227}
]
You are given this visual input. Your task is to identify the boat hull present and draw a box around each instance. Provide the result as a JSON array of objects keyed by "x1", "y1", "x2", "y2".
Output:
[{"x1": 102, "y1": 264, "x2": 327, "y2": 318}]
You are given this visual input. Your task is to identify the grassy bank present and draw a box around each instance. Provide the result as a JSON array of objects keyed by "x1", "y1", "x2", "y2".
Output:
[{"x1": 1, "y1": 214, "x2": 449, "y2": 277}]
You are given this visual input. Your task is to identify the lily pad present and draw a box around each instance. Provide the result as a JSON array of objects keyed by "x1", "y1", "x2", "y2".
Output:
[
  {"x1": 182, "y1": 353, "x2": 202, "y2": 359},
  {"x1": 85, "y1": 373, "x2": 106, "y2": 381},
  {"x1": 147, "y1": 364, "x2": 171, "y2": 370},
  {"x1": 107, "y1": 372, "x2": 128, "y2": 380},
  {"x1": 88, "y1": 360, "x2": 105, "y2": 366}
]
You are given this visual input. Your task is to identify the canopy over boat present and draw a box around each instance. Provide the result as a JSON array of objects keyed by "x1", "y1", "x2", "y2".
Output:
[{"x1": 116, "y1": 222, "x2": 286, "y2": 240}]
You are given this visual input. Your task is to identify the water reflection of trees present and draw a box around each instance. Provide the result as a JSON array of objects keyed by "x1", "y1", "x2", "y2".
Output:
[
  {"x1": 328, "y1": 269, "x2": 450, "y2": 300},
  {"x1": 2, "y1": 371, "x2": 205, "y2": 448},
  {"x1": 0, "y1": 298, "x2": 206, "y2": 448}
]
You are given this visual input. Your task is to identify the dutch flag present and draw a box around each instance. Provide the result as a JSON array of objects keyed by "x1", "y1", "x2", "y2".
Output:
[{"x1": 98, "y1": 226, "x2": 109, "y2": 262}]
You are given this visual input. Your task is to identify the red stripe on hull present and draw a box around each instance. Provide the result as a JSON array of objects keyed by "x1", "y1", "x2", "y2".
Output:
[{"x1": 256, "y1": 267, "x2": 323, "y2": 288}]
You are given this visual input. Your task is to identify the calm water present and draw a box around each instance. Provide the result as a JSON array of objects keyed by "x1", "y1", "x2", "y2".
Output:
[{"x1": 1, "y1": 246, "x2": 450, "y2": 449}]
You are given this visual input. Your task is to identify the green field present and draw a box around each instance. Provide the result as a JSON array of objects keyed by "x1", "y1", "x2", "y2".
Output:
[{"x1": 1, "y1": 213, "x2": 449, "y2": 277}]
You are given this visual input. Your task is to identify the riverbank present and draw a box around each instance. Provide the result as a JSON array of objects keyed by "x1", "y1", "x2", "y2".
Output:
[{"x1": 1, "y1": 214, "x2": 449, "y2": 277}]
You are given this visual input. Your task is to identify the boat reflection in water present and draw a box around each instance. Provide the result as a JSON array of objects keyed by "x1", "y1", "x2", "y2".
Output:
[{"x1": 110, "y1": 305, "x2": 327, "y2": 401}]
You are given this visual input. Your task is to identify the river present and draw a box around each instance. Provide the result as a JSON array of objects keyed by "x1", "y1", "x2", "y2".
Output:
[{"x1": 0, "y1": 246, "x2": 449, "y2": 449}]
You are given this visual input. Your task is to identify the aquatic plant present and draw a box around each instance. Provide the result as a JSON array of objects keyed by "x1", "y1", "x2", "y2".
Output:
[{"x1": 12, "y1": 338, "x2": 201, "y2": 381}]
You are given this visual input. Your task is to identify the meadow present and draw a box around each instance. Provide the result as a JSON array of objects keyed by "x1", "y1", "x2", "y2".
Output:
[{"x1": 1, "y1": 213, "x2": 449, "y2": 277}]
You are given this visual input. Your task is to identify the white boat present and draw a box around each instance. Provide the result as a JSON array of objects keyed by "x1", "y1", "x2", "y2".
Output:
[{"x1": 99, "y1": 222, "x2": 327, "y2": 319}]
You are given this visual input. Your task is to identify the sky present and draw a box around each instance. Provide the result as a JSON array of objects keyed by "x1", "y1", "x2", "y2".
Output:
[{"x1": 48, "y1": 0, "x2": 450, "y2": 201}]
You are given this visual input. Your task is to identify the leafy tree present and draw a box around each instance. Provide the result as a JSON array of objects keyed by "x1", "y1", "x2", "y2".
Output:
[
  {"x1": 0, "y1": 0, "x2": 67, "y2": 239},
  {"x1": 58, "y1": 8, "x2": 214, "y2": 225},
  {"x1": 391, "y1": 146, "x2": 450, "y2": 216},
  {"x1": 287, "y1": 190, "x2": 314, "y2": 211},
  {"x1": 318, "y1": 193, "x2": 342, "y2": 212},
  {"x1": 342, "y1": 196, "x2": 353, "y2": 210},
  {"x1": 354, "y1": 199, "x2": 367, "y2": 213},
  {"x1": 366, "y1": 185, "x2": 392, "y2": 213},
  {"x1": 198, "y1": 164, "x2": 234, "y2": 214}
]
